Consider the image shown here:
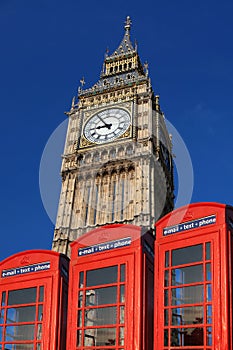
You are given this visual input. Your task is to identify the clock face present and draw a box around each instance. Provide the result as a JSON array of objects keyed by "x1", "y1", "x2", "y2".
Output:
[{"x1": 84, "y1": 108, "x2": 131, "y2": 144}]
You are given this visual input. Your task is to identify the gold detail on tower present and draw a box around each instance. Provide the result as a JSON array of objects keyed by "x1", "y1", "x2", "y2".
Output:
[{"x1": 80, "y1": 136, "x2": 94, "y2": 148}]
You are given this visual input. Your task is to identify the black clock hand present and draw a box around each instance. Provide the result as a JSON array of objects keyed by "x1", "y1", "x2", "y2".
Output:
[
  {"x1": 90, "y1": 123, "x2": 112, "y2": 131},
  {"x1": 97, "y1": 123, "x2": 112, "y2": 129},
  {"x1": 97, "y1": 115, "x2": 108, "y2": 125}
]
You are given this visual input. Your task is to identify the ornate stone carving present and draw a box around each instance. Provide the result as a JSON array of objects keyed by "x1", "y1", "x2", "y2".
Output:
[{"x1": 80, "y1": 136, "x2": 94, "y2": 148}]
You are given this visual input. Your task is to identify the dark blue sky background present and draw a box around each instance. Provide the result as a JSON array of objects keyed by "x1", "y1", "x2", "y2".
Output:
[{"x1": 0, "y1": 0, "x2": 232, "y2": 260}]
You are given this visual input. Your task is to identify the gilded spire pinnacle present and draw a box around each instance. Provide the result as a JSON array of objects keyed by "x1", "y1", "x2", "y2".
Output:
[
  {"x1": 124, "y1": 16, "x2": 132, "y2": 32},
  {"x1": 108, "y1": 16, "x2": 134, "y2": 57}
]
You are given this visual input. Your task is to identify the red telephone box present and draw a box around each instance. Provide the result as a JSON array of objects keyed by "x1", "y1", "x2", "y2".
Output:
[
  {"x1": 66, "y1": 224, "x2": 154, "y2": 350},
  {"x1": 154, "y1": 202, "x2": 233, "y2": 350},
  {"x1": 0, "y1": 250, "x2": 69, "y2": 350}
]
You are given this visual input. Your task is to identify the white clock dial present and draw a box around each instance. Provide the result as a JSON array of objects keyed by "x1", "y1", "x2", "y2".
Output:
[{"x1": 84, "y1": 108, "x2": 131, "y2": 144}]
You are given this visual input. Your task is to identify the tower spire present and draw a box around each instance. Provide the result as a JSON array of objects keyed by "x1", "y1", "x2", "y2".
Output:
[
  {"x1": 79, "y1": 16, "x2": 146, "y2": 94},
  {"x1": 124, "y1": 16, "x2": 132, "y2": 32},
  {"x1": 108, "y1": 16, "x2": 134, "y2": 57}
]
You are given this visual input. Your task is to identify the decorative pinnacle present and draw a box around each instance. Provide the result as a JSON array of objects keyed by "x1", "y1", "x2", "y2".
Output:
[
  {"x1": 144, "y1": 61, "x2": 149, "y2": 76},
  {"x1": 80, "y1": 77, "x2": 85, "y2": 87},
  {"x1": 124, "y1": 16, "x2": 132, "y2": 32},
  {"x1": 78, "y1": 77, "x2": 85, "y2": 94}
]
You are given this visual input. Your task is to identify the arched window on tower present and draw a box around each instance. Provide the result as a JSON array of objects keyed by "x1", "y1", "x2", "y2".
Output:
[
  {"x1": 110, "y1": 149, "x2": 116, "y2": 159},
  {"x1": 128, "y1": 166, "x2": 135, "y2": 218},
  {"x1": 93, "y1": 152, "x2": 100, "y2": 162},
  {"x1": 112, "y1": 181, "x2": 117, "y2": 222},
  {"x1": 102, "y1": 150, "x2": 108, "y2": 161},
  {"x1": 77, "y1": 155, "x2": 84, "y2": 165},
  {"x1": 85, "y1": 154, "x2": 91, "y2": 164},
  {"x1": 93, "y1": 180, "x2": 99, "y2": 225},
  {"x1": 118, "y1": 147, "x2": 124, "y2": 158},
  {"x1": 120, "y1": 170, "x2": 126, "y2": 221},
  {"x1": 111, "y1": 172, "x2": 117, "y2": 222},
  {"x1": 84, "y1": 180, "x2": 91, "y2": 226},
  {"x1": 120, "y1": 178, "x2": 125, "y2": 221},
  {"x1": 126, "y1": 145, "x2": 133, "y2": 156}
]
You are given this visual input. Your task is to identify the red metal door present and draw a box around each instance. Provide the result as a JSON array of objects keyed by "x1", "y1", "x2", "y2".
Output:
[
  {"x1": 69, "y1": 254, "x2": 134, "y2": 350},
  {"x1": 155, "y1": 232, "x2": 220, "y2": 350},
  {"x1": 0, "y1": 277, "x2": 52, "y2": 350}
]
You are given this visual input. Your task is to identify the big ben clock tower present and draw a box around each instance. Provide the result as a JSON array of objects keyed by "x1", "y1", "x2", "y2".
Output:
[{"x1": 52, "y1": 17, "x2": 174, "y2": 255}]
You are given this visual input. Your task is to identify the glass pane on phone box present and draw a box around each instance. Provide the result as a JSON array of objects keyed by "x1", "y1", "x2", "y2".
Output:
[
  {"x1": 172, "y1": 265, "x2": 203, "y2": 286},
  {"x1": 0, "y1": 309, "x2": 4, "y2": 324},
  {"x1": 207, "y1": 326, "x2": 212, "y2": 346},
  {"x1": 7, "y1": 306, "x2": 36, "y2": 323},
  {"x1": 206, "y1": 263, "x2": 211, "y2": 281},
  {"x1": 37, "y1": 323, "x2": 43, "y2": 340},
  {"x1": 206, "y1": 284, "x2": 212, "y2": 302},
  {"x1": 120, "y1": 306, "x2": 125, "y2": 324},
  {"x1": 2, "y1": 344, "x2": 35, "y2": 349},
  {"x1": 84, "y1": 327, "x2": 116, "y2": 346},
  {"x1": 171, "y1": 306, "x2": 203, "y2": 325},
  {"x1": 172, "y1": 285, "x2": 204, "y2": 305},
  {"x1": 205, "y1": 242, "x2": 211, "y2": 260},
  {"x1": 1, "y1": 292, "x2": 6, "y2": 306},
  {"x1": 5, "y1": 324, "x2": 35, "y2": 341},
  {"x1": 86, "y1": 266, "x2": 118, "y2": 287},
  {"x1": 8, "y1": 288, "x2": 37, "y2": 306},
  {"x1": 78, "y1": 291, "x2": 83, "y2": 308},
  {"x1": 39, "y1": 286, "x2": 44, "y2": 303},
  {"x1": 171, "y1": 327, "x2": 204, "y2": 346},
  {"x1": 164, "y1": 329, "x2": 168, "y2": 346},
  {"x1": 164, "y1": 270, "x2": 169, "y2": 286},
  {"x1": 84, "y1": 306, "x2": 117, "y2": 326},
  {"x1": 37, "y1": 305, "x2": 43, "y2": 321},
  {"x1": 172, "y1": 244, "x2": 203, "y2": 266},
  {"x1": 119, "y1": 327, "x2": 124, "y2": 345},
  {"x1": 207, "y1": 305, "x2": 212, "y2": 324},
  {"x1": 76, "y1": 329, "x2": 82, "y2": 347},
  {"x1": 77, "y1": 310, "x2": 82, "y2": 327},
  {"x1": 165, "y1": 251, "x2": 170, "y2": 267},
  {"x1": 120, "y1": 285, "x2": 125, "y2": 303},
  {"x1": 79, "y1": 272, "x2": 84, "y2": 288},
  {"x1": 164, "y1": 290, "x2": 169, "y2": 306},
  {"x1": 164, "y1": 309, "x2": 168, "y2": 326},
  {"x1": 85, "y1": 286, "x2": 117, "y2": 306},
  {"x1": 120, "y1": 265, "x2": 125, "y2": 282}
]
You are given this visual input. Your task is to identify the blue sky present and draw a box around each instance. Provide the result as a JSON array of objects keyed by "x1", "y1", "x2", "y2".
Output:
[{"x1": 0, "y1": 0, "x2": 233, "y2": 261}]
